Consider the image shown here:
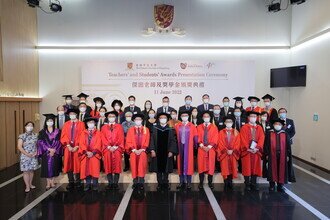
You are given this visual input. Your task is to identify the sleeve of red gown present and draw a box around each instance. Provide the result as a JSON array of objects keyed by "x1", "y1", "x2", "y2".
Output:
[{"x1": 60, "y1": 123, "x2": 70, "y2": 146}]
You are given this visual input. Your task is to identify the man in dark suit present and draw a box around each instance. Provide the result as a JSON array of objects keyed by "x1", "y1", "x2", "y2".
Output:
[
  {"x1": 197, "y1": 94, "x2": 214, "y2": 121},
  {"x1": 178, "y1": 95, "x2": 194, "y2": 119},
  {"x1": 278, "y1": 108, "x2": 296, "y2": 145},
  {"x1": 156, "y1": 96, "x2": 175, "y2": 115},
  {"x1": 220, "y1": 97, "x2": 234, "y2": 119},
  {"x1": 77, "y1": 102, "x2": 91, "y2": 122},
  {"x1": 56, "y1": 105, "x2": 69, "y2": 129},
  {"x1": 233, "y1": 108, "x2": 246, "y2": 131},
  {"x1": 212, "y1": 104, "x2": 222, "y2": 130},
  {"x1": 124, "y1": 95, "x2": 142, "y2": 115}
]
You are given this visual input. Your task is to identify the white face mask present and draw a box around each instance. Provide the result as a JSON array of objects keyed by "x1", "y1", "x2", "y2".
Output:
[
  {"x1": 126, "y1": 117, "x2": 132, "y2": 122},
  {"x1": 225, "y1": 123, "x2": 233, "y2": 128},
  {"x1": 192, "y1": 112, "x2": 198, "y2": 117},
  {"x1": 25, "y1": 126, "x2": 33, "y2": 132},
  {"x1": 274, "y1": 125, "x2": 282, "y2": 131},
  {"x1": 251, "y1": 102, "x2": 257, "y2": 107},
  {"x1": 279, "y1": 113, "x2": 287, "y2": 119},
  {"x1": 223, "y1": 102, "x2": 229, "y2": 107},
  {"x1": 236, "y1": 102, "x2": 242, "y2": 108},
  {"x1": 46, "y1": 121, "x2": 54, "y2": 127},
  {"x1": 129, "y1": 100, "x2": 135, "y2": 105},
  {"x1": 261, "y1": 116, "x2": 268, "y2": 121},
  {"x1": 58, "y1": 111, "x2": 64, "y2": 116},
  {"x1": 70, "y1": 114, "x2": 77, "y2": 120},
  {"x1": 149, "y1": 114, "x2": 155, "y2": 119},
  {"x1": 185, "y1": 100, "x2": 192, "y2": 105},
  {"x1": 159, "y1": 118, "x2": 167, "y2": 124},
  {"x1": 264, "y1": 102, "x2": 271, "y2": 107},
  {"x1": 65, "y1": 99, "x2": 72, "y2": 105},
  {"x1": 203, "y1": 98, "x2": 209, "y2": 104},
  {"x1": 203, "y1": 117, "x2": 210, "y2": 123},
  {"x1": 145, "y1": 104, "x2": 151, "y2": 109},
  {"x1": 181, "y1": 116, "x2": 189, "y2": 122},
  {"x1": 96, "y1": 103, "x2": 102, "y2": 108},
  {"x1": 80, "y1": 100, "x2": 86, "y2": 103},
  {"x1": 249, "y1": 117, "x2": 257, "y2": 124},
  {"x1": 108, "y1": 117, "x2": 116, "y2": 123},
  {"x1": 99, "y1": 112, "x2": 105, "y2": 117},
  {"x1": 79, "y1": 107, "x2": 86, "y2": 113},
  {"x1": 87, "y1": 123, "x2": 95, "y2": 129},
  {"x1": 135, "y1": 120, "x2": 142, "y2": 126},
  {"x1": 234, "y1": 112, "x2": 241, "y2": 117},
  {"x1": 213, "y1": 109, "x2": 220, "y2": 115},
  {"x1": 114, "y1": 105, "x2": 121, "y2": 111},
  {"x1": 163, "y1": 102, "x2": 169, "y2": 107},
  {"x1": 171, "y1": 114, "x2": 177, "y2": 120}
]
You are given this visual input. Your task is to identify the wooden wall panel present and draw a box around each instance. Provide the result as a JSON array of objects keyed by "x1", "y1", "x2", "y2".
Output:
[
  {"x1": 0, "y1": 102, "x2": 6, "y2": 169},
  {"x1": 5, "y1": 102, "x2": 20, "y2": 167}
]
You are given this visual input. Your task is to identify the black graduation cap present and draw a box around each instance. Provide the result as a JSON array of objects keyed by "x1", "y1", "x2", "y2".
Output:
[
  {"x1": 111, "y1": 99, "x2": 123, "y2": 108},
  {"x1": 43, "y1": 113, "x2": 56, "y2": 120},
  {"x1": 77, "y1": 93, "x2": 89, "y2": 98},
  {"x1": 93, "y1": 97, "x2": 105, "y2": 105},
  {"x1": 223, "y1": 115, "x2": 235, "y2": 122},
  {"x1": 246, "y1": 111, "x2": 260, "y2": 116},
  {"x1": 271, "y1": 118, "x2": 285, "y2": 126},
  {"x1": 157, "y1": 112, "x2": 171, "y2": 120},
  {"x1": 84, "y1": 117, "x2": 98, "y2": 123},
  {"x1": 62, "y1": 95, "x2": 73, "y2": 99},
  {"x1": 247, "y1": 96, "x2": 260, "y2": 102},
  {"x1": 67, "y1": 108, "x2": 79, "y2": 115},
  {"x1": 233, "y1": 96, "x2": 244, "y2": 101},
  {"x1": 105, "y1": 111, "x2": 119, "y2": 118},
  {"x1": 132, "y1": 113, "x2": 144, "y2": 121},
  {"x1": 262, "y1": 94, "x2": 275, "y2": 101}
]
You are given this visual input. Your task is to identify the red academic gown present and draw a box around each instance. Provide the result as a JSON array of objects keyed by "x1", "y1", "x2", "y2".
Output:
[
  {"x1": 60, "y1": 120, "x2": 85, "y2": 174},
  {"x1": 78, "y1": 128, "x2": 102, "y2": 179},
  {"x1": 125, "y1": 126, "x2": 150, "y2": 179},
  {"x1": 196, "y1": 123, "x2": 218, "y2": 175},
  {"x1": 218, "y1": 128, "x2": 241, "y2": 179},
  {"x1": 245, "y1": 106, "x2": 262, "y2": 113},
  {"x1": 175, "y1": 122, "x2": 197, "y2": 176},
  {"x1": 101, "y1": 123, "x2": 125, "y2": 174},
  {"x1": 90, "y1": 109, "x2": 100, "y2": 118},
  {"x1": 240, "y1": 123, "x2": 265, "y2": 176}
]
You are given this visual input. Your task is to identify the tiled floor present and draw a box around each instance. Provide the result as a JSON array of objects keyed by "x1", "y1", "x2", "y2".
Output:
[{"x1": 0, "y1": 158, "x2": 329, "y2": 220}]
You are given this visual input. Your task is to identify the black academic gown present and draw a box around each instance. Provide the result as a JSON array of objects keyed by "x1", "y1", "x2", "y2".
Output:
[
  {"x1": 149, "y1": 124, "x2": 178, "y2": 173},
  {"x1": 263, "y1": 130, "x2": 296, "y2": 183}
]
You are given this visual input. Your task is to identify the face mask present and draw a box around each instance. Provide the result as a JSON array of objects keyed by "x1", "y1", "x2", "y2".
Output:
[
  {"x1": 223, "y1": 102, "x2": 229, "y2": 107},
  {"x1": 65, "y1": 99, "x2": 72, "y2": 105},
  {"x1": 249, "y1": 117, "x2": 257, "y2": 123},
  {"x1": 203, "y1": 98, "x2": 209, "y2": 104},
  {"x1": 108, "y1": 117, "x2": 116, "y2": 123},
  {"x1": 279, "y1": 113, "x2": 287, "y2": 119},
  {"x1": 46, "y1": 121, "x2": 54, "y2": 127},
  {"x1": 79, "y1": 107, "x2": 86, "y2": 113},
  {"x1": 80, "y1": 100, "x2": 86, "y2": 103},
  {"x1": 96, "y1": 103, "x2": 102, "y2": 108},
  {"x1": 70, "y1": 114, "x2": 77, "y2": 120},
  {"x1": 236, "y1": 102, "x2": 242, "y2": 108},
  {"x1": 58, "y1": 111, "x2": 64, "y2": 116},
  {"x1": 25, "y1": 126, "x2": 33, "y2": 132},
  {"x1": 99, "y1": 112, "x2": 105, "y2": 117},
  {"x1": 203, "y1": 117, "x2": 210, "y2": 123},
  {"x1": 225, "y1": 123, "x2": 233, "y2": 128},
  {"x1": 129, "y1": 100, "x2": 135, "y2": 105},
  {"x1": 251, "y1": 102, "x2": 257, "y2": 107},
  {"x1": 171, "y1": 114, "x2": 177, "y2": 120},
  {"x1": 114, "y1": 105, "x2": 121, "y2": 111},
  {"x1": 159, "y1": 118, "x2": 167, "y2": 124},
  {"x1": 149, "y1": 114, "x2": 155, "y2": 119},
  {"x1": 261, "y1": 116, "x2": 268, "y2": 121},
  {"x1": 213, "y1": 109, "x2": 220, "y2": 115},
  {"x1": 274, "y1": 125, "x2": 282, "y2": 131},
  {"x1": 185, "y1": 100, "x2": 192, "y2": 105},
  {"x1": 87, "y1": 123, "x2": 95, "y2": 129},
  {"x1": 163, "y1": 102, "x2": 169, "y2": 107},
  {"x1": 126, "y1": 117, "x2": 132, "y2": 122},
  {"x1": 135, "y1": 120, "x2": 142, "y2": 126},
  {"x1": 192, "y1": 112, "x2": 198, "y2": 117},
  {"x1": 181, "y1": 116, "x2": 189, "y2": 122},
  {"x1": 264, "y1": 102, "x2": 271, "y2": 107},
  {"x1": 234, "y1": 112, "x2": 241, "y2": 117},
  {"x1": 145, "y1": 104, "x2": 151, "y2": 109}
]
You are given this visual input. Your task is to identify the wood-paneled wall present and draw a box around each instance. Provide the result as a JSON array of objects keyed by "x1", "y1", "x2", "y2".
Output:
[{"x1": 0, "y1": 0, "x2": 38, "y2": 97}]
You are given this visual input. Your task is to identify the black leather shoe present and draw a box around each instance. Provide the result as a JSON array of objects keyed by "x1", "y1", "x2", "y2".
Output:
[
  {"x1": 269, "y1": 187, "x2": 275, "y2": 192},
  {"x1": 106, "y1": 184, "x2": 113, "y2": 190},
  {"x1": 198, "y1": 183, "x2": 204, "y2": 189},
  {"x1": 277, "y1": 185, "x2": 284, "y2": 192},
  {"x1": 113, "y1": 184, "x2": 119, "y2": 190},
  {"x1": 186, "y1": 183, "x2": 192, "y2": 190},
  {"x1": 208, "y1": 183, "x2": 214, "y2": 189},
  {"x1": 245, "y1": 184, "x2": 251, "y2": 191},
  {"x1": 251, "y1": 184, "x2": 259, "y2": 191},
  {"x1": 139, "y1": 184, "x2": 144, "y2": 190},
  {"x1": 123, "y1": 167, "x2": 129, "y2": 172},
  {"x1": 84, "y1": 184, "x2": 91, "y2": 191},
  {"x1": 66, "y1": 183, "x2": 74, "y2": 190},
  {"x1": 92, "y1": 185, "x2": 98, "y2": 191},
  {"x1": 177, "y1": 183, "x2": 184, "y2": 189}
]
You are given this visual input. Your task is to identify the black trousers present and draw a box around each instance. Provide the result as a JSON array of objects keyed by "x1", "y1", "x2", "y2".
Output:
[{"x1": 157, "y1": 173, "x2": 169, "y2": 184}]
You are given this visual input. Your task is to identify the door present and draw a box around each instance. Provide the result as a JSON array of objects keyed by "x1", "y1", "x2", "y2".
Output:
[{"x1": 5, "y1": 102, "x2": 20, "y2": 167}]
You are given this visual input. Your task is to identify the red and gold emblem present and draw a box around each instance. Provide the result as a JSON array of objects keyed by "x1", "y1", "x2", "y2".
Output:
[
  {"x1": 127, "y1": 62, "x2": 133, "y2": 69},
  {"x1": 154, "y1": 4, "x2": 174, "y2": 29}
]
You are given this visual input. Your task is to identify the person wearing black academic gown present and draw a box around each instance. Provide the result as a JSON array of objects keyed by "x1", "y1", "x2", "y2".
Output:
[
  {"x1": 178, "y1": 95, "x2": 194, "y2": 119},
  {"x1": 111, "y1": 99, "x2": 125, "y2": 124},
  {"x1": 263, "y1": 119, "x2": 295, "y2": 192},
  {"x1": 56, "y1": 105, "x2": 69, "y2": 130},
  {"x1": 62, "y1": 95, "x2": 76, "y2": 115},
  {"x1": 124, "y1": 95, "x2": 142, "y2": 115},
  {"x1": 261, "y1": 94, "x2": 278, "y2": 122},
  {"x1": 149, "y1": 113, "x2": 178, "y2": 190},
  {"x1": 77, "y1": 92, "x2": 92, "y2": 115},
  {"x1": 233, "y1": 96, "x2": 247, "y2": 118}
]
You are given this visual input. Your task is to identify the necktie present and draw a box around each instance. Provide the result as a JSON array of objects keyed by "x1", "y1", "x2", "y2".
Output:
[
  {"x1": 137, "y1": 128, "x2": 142, "y2": 149},
  {"x1": 181, "y1": 125, "x2": 186, "y2": 144},
  {"x1": 131, "y1": 107, "x2": 134, "y2": 112},
  {"x1": 70, "y1": 122, "x2": 75, "y2": 144},
  {"x1": 227, "y1": 130, "x2": 231, "y2": 147},
  {"x1": 110, "y1": 124, "x2": 113, "y2": 132},
  {"x1": 203, "y1": 125, "x2": 209, "y2": 145},
  {"x1": 88, "y1": 131, "x2": 93, "y2": 146},
  {"x1": 59, "y1": 116, "x2": 64, "y2": 129},
  {"x1": 251, "y1": 126, "x2": 256, "y2": 141},
  {"x1": 236, "y1": 118, "x2": 240, "y2": 129}
]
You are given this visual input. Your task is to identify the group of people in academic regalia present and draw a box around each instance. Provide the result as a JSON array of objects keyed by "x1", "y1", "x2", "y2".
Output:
[{"x1": 18, "y1": 92, "x2": 296, "y2": 193}]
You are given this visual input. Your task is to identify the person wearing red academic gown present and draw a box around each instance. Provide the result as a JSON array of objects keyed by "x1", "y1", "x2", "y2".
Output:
[
  {"x1": 60, "y1": 109, "x2": 85, "y2": 190},
  {"x1": 90, "y1": 97, "x2": 105, "y2": 118},
  {"x1": 101, "y1": 111, "x2": 125, "y2": 190},
  {"x1": 196, "y1": 111, "x2": 218, "y2": 189},
  {"x1": 245, "y1": 96, "x2": 262, "y2": 115},
  {"x1": 217, "y1": 116, "x2": 241, "y2": 190},
  {"x1": 263, "y1": 119, "x2": 295, "y2": 192},
  {"x1": 125, "y1": 114, "x2": 150, "y2": 190},
  {"x1": 240, "y1": 111, "x2": 265, "y2": 191},
  {"x1": 175, "y1": 111, "x2": 198, "y2": 189},
  {"x1": 78, "y1": 117, "x2": 102, "y2": 191}
]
